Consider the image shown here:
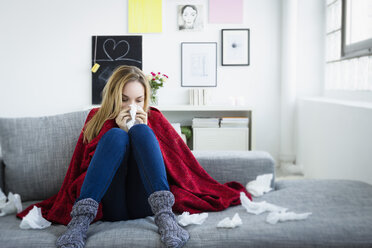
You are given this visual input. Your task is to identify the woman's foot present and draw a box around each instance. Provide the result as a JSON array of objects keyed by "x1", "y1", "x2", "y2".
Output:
[
  {"x1": 148, "y1": 191, "x2": 190, "y2": 248},
  {"x1": 56, "y1": 198, "x2": 98, "y2": 248}
]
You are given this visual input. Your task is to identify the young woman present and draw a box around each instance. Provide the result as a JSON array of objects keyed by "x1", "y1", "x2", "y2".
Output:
[
  {"x1": 17, "y1": 65, "x2": 251, "y2": 248},
  {"x1": 56, "y1": 65, "x2": 189, "y2": 248}
]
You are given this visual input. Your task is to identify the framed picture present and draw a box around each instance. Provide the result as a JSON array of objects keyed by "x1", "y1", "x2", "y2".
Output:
[
  {"x1": 178, "y1": 5, "x2": 204, "y2": 31},
  {"x1": 221, "y1": 29, "x2": 250, "y2": 66},
  {"x1": 181, "y1": 42, "x2": 217, "y2": 87}
]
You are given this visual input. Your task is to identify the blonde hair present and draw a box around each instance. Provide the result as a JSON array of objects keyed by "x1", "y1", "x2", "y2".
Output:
[{"x1": 83, "y1": 65, "x2": 151, "y2": 144}]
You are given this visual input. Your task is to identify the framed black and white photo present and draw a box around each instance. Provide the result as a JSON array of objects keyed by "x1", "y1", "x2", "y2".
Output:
[
  {"x1": 181, "y1": 42, "x2": 217, "y2": 87},
  {"x1": 221, "y1": 29, "x2": 250, "y2": 66},
  {"x1": 178, "y1": 5, "x2": 204, "y2": 31}
]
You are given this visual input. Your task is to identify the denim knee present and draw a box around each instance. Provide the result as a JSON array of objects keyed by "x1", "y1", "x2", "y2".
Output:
[
  {"x1": 128, "y1": 124, "x2": 151, "y2": 137},
  {"x1": 100, "y1": 128, "x2": 130, "y2": 152}
]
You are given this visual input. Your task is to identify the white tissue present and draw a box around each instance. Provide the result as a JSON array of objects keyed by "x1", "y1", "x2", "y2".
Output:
[
  {"x1": 0, "y1": 188, "x2": 6, "y2": 206},
  {"x1": 126, "y1": 104, "x2": 141, "y2": 130},
  {"x1": 217, "y1": 213, "x2": 242, "y2": 228},
  {"x1": 240, "y1": 192, "x2": 287, "y2": 215},
  {"x1": 0, "y1": 189, "x2": 22, "y2": 217},
  {"x1": 20, "y1": 206, "x2": 52, "y2": 229},
  {"x1": 246, "y1": 173, "x2": 273, "y2": 197},
  {"x1": 178, "y1": 212, "x2": 208, "y2": 226},
  {"x1": 266, "y1": 211, "x2": 312, "y2": 224}
]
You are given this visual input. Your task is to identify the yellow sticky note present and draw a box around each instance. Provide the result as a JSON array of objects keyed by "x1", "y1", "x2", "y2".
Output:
[
  {"x1": 128, "y1": 0, "x2": 162, "y2": 33},
  {"x1": 91, "y1": 63, "x2": 100, "y2": 73}
]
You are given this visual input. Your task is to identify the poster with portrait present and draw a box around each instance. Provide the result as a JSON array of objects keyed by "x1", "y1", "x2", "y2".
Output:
[{"x1": 178, "y1": 5, "x2": 204, "y2": 31}]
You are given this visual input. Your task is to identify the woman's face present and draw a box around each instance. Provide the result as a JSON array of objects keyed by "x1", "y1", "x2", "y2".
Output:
[
  {"x1": 182, "y1": 6, "x2": 197, "y2": 26},
  {"x1": 121, "y1": 80, "x2": 145, "y2": 110}
]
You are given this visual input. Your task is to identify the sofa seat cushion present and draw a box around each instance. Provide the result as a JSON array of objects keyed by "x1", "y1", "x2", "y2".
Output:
[{"x1": 1, "y1": 179, "x2": 371, "y2": 247}]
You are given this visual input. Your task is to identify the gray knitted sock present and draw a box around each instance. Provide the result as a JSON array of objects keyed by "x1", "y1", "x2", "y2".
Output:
[
  {"x1": 148, "y1": 191, "x2": 190, "y2": 248},
  {"x1": 56, "y1": 198, "x2": 99, "y2": 248}
]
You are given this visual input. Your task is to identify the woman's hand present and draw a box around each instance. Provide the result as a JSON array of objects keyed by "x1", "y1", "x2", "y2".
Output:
[
  {"x1": 115, "y1": 107, "x2": 131, "y2": 132},
  {"x1": 135, "y1": 108, "x2": 148, "y2": 125}
]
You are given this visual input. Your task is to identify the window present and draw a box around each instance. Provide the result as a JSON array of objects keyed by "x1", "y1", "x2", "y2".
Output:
[
  {"x1": 325, "y1": 0, "x2": 372, "y2": 93},
  {"x1": 341, "y1": 0, "x2": 372, "y2": 58}
]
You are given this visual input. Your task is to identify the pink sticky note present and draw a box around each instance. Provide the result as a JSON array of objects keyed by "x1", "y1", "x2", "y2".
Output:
[{"x1": 209, "y1": 0, "x2": 243, "y2": 24}]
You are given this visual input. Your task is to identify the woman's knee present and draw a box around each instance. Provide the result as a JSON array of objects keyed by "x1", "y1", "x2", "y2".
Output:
[
  {"x1": 100, "y1": 128, "x2": 129, "y2": 150},
  {"x1": 128, "y1": 124, "x2": 152, "y2": 137}
]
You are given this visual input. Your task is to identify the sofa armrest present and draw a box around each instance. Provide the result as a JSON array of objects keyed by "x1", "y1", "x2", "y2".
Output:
[
  {"x1": 192, "y1": 150, "x2": 275, "y2": 188},
  {"x1": 0, "y1": 157, "x2": 4, "y2": 191}
]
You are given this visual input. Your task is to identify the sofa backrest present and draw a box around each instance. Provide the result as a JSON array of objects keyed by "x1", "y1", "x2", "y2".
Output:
[
  {"x1": 0, "y1": 109, "x2": 276, "y2": 202},
  {"x1": 0, "y1": 110, "x2": 90, "y2": 201}
]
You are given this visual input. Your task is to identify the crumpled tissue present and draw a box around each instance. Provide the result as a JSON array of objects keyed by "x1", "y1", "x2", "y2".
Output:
[
  {"x1": 240, "y1": 192, "x2": 312, "y2": 224},
  {"x1": 20, "y1": 205, "x2": 52, "y2": 229},
  {"x1": 266, "y1": 210, "x2": 312, "y2": 224},
  {"x1": 178, "y1": 212, "x2": 208, "y2": 226},
  {"x1": 246, "y1": 173, "x2": 273, "y2": 197},
  {"x1": 126, "y1": 104, "x2": 141, "y2": 131},
  {"x1": 0, "y1": 188, "x2": 22, "y2": 217},
  {"x1": 217, "y1": 213, "x2": 242, "y2": 228},
  {"x1": 240, "y1": 192, "x2": 287, "y2": 215}
]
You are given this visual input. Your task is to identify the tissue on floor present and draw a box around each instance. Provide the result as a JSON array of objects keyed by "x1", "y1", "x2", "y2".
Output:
[
  {"x1": 0, "y1": 189, "x2": 22, "y2": 217},
  {"x1": 178, "y1": 212, "x2": 208, "y2": 226},
  {"x1": 240, "y1": 192, "x2": 287, "y2": 215},
  {"x1": 266, "y1": 211, "x2": 312, "y2": 224},
  {"x1": 126, "y1": 104, "x2": 141, "y2": 130},
  {"x1": 246, "y1": 173, "x2": 273, "y2": 197},
  {"x1": 217, "y1": 213, "x2": 242, "y2": 228},
  {"x1": 20, "y1": 206, "x2": 52, "y2": 229}
]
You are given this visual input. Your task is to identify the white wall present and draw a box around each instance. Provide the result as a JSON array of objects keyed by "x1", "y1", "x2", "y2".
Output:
[
  {"x1": 294, "y1": 1, "x2": 372, "y2": 185},
  {"x1": 297, "y1": 98, "x2": 372, "y2": 185},
  {"x1": 0, "y1": 0, "x2": 282, "y2": 162}
]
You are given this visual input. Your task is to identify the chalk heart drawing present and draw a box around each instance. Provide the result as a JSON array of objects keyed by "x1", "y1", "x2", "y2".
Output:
[{"x1": 103, "y1": 39, "x2": 130, "y2": 61}]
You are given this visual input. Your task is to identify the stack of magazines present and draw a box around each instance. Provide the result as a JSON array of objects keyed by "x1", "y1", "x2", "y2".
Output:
[
  {"x1": 192, "y1": 117, "x2": 220, "y2": 128},
  {"x1": 220, "y1": 117, "x2": 249, "y2": 128}
]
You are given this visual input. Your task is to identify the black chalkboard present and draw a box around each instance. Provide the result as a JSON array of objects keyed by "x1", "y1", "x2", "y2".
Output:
[{"x1": 91, "y1": 35, "x2": 142, "y2": 104}]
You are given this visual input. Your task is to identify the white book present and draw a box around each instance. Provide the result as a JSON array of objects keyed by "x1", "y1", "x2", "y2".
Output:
[
  {"x1": 193, "y1": 89, "x2": 198, "y2": 105},
  {"x1": 199, "y1": 89, "x2": 203, "y2": 105},
  {"x1": 203, "y1": 89, "x2": 206, "y2": 105}
]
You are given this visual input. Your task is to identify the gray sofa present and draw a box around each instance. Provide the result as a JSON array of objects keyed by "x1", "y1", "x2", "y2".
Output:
[{"x1": 0, "y1": 110, "x2": 372, "y2": 248}]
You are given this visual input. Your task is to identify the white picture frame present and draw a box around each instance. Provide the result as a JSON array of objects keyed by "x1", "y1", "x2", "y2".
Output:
[
  {"x1": 178, "y1": 5, "x2": 204, "y2": 31},
  {"x1": 181, "y1": 42, "x2": 217, "y2": 87}
]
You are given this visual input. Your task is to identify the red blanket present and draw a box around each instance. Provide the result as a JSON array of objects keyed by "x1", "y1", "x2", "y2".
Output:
[{"x1": 17, "y1": 107, "x2": 251, "y2": 225}]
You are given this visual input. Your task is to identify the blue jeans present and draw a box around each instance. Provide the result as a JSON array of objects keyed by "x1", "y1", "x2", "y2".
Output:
[{"x1": 77, "y1": 124, "x2": 170, "y2": 221}]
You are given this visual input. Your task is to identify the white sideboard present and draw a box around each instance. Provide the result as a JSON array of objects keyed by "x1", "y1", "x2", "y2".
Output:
[{"x1": 155, "y1": 105, "x2": 253, "y2": 151}]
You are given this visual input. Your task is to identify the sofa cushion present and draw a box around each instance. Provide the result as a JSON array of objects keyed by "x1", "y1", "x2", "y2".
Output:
[
  {"x1": 0, "y1": 110, "x2": 90, "y2": 201},
  {"x1": 1, "y1": 179, "x2": 371, "y2": 247},
  {"x1": 191, "y1": 150, "x2": 275, "y2": 188}
]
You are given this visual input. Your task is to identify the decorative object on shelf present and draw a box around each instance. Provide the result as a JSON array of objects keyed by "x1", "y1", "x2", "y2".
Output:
[
  {"x1": 91, "y1": 35, "x2": 142, "y2": 104},
  {"x1": 189, "y1": 89, "x2": 211, "y2": 105},
  {"x1": 178, "y1": 4, "x2": 204, "y2": 31},
  {"x1": 221, "y1": 29, "x2": 250, "y2": 66},
  {"x1": 181, "y1": 42, "x2": 217, "y2": 87},
  {"x1": 148, "y1": 72, "x2": 168, "y2": 105}
]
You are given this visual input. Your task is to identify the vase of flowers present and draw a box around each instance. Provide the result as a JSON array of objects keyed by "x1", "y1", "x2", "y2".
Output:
[{"x1": 148, "y1": 72, "x2": 168, "y2": 105}]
